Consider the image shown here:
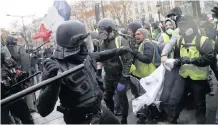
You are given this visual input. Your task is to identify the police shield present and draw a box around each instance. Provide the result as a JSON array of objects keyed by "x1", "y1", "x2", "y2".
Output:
[
  {"x1": 19, "y1": 45, "x2": 31, "y2": 72},
  {"x1": 19, "y1": 45, "x2": 37, "y2": 112},
  {"x1": 1, "y1": 45, "x2": 12, "y2": 60}
]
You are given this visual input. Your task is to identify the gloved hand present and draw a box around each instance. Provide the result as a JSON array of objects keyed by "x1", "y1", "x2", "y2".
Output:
[
  {"x1": 116, "y1": 46, "x2": 132, "y2": 56},
  {"x1": 211, "y1": 6, "x2": 218, "y2": 19},
  {"x1": 117, "y1": 83, "x2": 127, "y2": 92},
  {"x1": 5, "y1": 58, "x2": 16, "y2": 68},
  {"x1": 132, "y1": 48, "x2": 139, "y2": 56},
  {"x1": 43, "y1": 58, "x2": 60, "y2": 78},
  {"x1": 161, "y1": 55, "x2": 168, "y2": 64},
  {"x1": 180, "y1": 57, "x2": 191, "y2": 64}
]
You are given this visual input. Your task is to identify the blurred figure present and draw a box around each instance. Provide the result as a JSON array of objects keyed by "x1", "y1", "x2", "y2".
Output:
[
  {"x1": 43, "y1": 45, "x2": 54, "y2": 58},
  {"x1": 151, "y1": 22, "x2": 162, "y2": 41},
  {"x1": 199, "y1": 13, "x2": 215, "y2": 40}
]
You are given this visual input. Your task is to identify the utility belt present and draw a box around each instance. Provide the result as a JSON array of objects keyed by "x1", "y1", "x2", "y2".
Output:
[{"x1": 57, "y1": 105, "x2": 103, "y2": 121}]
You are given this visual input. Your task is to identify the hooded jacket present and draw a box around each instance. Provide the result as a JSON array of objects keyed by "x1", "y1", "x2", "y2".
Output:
[{"x1": 134, "y1": 28, "x2": 154, "y2": 64}]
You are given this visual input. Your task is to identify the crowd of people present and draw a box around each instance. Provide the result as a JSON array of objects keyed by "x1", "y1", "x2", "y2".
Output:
[{"x1": 1, "y1": 6, "x2": 218, "y2": 124}]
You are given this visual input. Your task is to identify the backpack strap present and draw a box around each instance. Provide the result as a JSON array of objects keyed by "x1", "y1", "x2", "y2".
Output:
[
  {"x1": 174, "y1": 36, "x2": 183, "y2": 58},
  {"x1": 195, "y1": 34, "x2": 202, "y2": 54}
]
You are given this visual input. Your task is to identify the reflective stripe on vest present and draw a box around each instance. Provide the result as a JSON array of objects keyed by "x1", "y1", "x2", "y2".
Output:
[
  {"x1": 161, "y1": 33, "x2": 170, "y2": 43},
  {"x1": 115, "y1": 37, "x2": 136, "y2": 73},
  {"x1": 132, "y1": 40, "x2": 156, "y2": 78},
  {"x1": 179, "y1": 36, "x2": 209, "y2": 80}
]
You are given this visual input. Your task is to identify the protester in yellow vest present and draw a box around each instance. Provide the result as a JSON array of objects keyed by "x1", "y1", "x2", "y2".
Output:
[
  {"x1": 159, "y1": 18, "x2": 176, "y2": 43},
  {"x1": 170, "y1": 15, "x2": 214, "y2": 124},
  {"x1": 158, "y1": 18, "x2": 176, "y2": 55},
  {"x1": 131, "y1": 28, "x2": 156, "y2": 78}
]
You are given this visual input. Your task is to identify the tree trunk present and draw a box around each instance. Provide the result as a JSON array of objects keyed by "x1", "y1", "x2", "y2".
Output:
[{"x1": 123, "y1": 6, "x2": 127, "y2": 26}]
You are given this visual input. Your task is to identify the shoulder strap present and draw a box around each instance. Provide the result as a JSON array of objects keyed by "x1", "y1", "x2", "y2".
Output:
[
  {"x1": 115, "y1": 37, "x2": 124, "y2": 66},
  {"x1": 174, "y1": 36, "x2": 183, "y2": 58},
  {"x1": 195, "y1": 34, "x2": 202, "y2": 53},
  {"x1": 115, "y1": 37, "x2": 122, "y2": 48}
]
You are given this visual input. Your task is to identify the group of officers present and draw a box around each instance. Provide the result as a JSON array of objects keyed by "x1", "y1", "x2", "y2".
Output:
[{"x1": 1, "y1": 6, "x2": 218, "y2": 124}]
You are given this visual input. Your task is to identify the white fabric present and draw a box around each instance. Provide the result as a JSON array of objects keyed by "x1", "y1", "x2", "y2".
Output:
[
  {"x1": 43, "y1": 6, "x2": 65, "y2": 40},
  {"x1": 132, "y1": 59, "x2": 176, "y2": 114}
]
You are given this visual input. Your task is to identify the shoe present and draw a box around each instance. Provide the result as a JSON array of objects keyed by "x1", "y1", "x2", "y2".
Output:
[
  {"x1": 121, "y1": 119, "x2": 127, "y2": 124},
  {"x1": 114, "y1": 110, "x2": 122, "y2": 116}
]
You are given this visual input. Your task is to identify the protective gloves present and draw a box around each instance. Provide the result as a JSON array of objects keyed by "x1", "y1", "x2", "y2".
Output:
[
  {"x1": 180, "y1": 57, "x2": 191, "y2": 64},
  {"x1": 43, "y1": 58, "x2": 60, "y2": 78},
  {"x1": 117, "y1": 83, "x2": 127, "y2": 92}
]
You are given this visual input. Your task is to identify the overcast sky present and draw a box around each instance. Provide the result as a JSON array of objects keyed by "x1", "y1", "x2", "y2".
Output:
[{"x1": 0, "y1": 0, "x2": 75, "y2": 30}]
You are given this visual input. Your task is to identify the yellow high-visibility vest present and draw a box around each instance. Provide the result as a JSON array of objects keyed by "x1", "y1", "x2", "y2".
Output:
[
  {"x1": 114, "y1": 37, "x2": 136, "y2": 73},
  {"x1": 131, "y1": 41, "x2": 156, "y2": 78},
  {"x1": 178, "y1": 36, "x2": 209, "y2": 80}
]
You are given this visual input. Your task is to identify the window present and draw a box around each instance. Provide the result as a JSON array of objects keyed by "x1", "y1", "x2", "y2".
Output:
[
  {"x1": 148, "y1": 5, "x2": 151, "y2": 12},
  {"x1": 142, "y1": 8, "x2": 145, "y2": 13},
  {"x1": 129, "y1": 10, "x2": 132, "y2": 15},
  {"x1": 135, "y1": 8, "x2": 138, "y2": 13},
  {"x1": 149, "y1": 14, "x2": 152, "y2": 18}
]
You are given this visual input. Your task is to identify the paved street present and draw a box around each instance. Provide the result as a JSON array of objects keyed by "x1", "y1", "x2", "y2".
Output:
[{"x1": 32, "y1": 89, "x2": 218, "y2": 124}]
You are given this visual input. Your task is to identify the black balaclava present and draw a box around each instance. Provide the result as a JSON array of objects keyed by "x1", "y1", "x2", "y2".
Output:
[{"x1": 178, "y1": 15, "x2": 198, "y2": 43}]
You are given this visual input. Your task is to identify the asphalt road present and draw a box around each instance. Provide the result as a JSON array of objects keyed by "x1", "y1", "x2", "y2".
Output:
[{"x1": 32, "y1": 89, "x2": 218, "y2": 124}]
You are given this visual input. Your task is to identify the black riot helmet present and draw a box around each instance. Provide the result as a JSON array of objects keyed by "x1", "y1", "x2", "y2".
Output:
[
  {"x1": 97, "y1": 18, "x2": 118, "y2": 40},
  {"x1": 211, "y1": 6, "x2": 218, "y2": 19},
  {"x1": 54, "y1": 20, "x2": 90, "y2": 59},
  {"x1": 6, "y1": 35, "x2": 17, "y2": 46}
]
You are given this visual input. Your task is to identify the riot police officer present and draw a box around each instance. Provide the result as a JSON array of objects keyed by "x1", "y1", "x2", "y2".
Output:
[
  {"x1": 36, "y1": 20, "x2": 131, "y2": 124},
  {"x1": 1, "y1": 44, "x2": 34, "y2": 124}
]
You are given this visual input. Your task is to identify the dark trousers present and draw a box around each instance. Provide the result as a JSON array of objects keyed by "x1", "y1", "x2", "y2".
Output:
[
  {"x1": 1, "y1": 99, "x2": 34, "y2": 124},
  {"x1": 63, "y1": 105, "x2": 120, "y2": 124},
  {"x1": 162, "y1": 73, "x2": 210, "y2": 124},
  {"x1": 176, "y1": 77, "x2": 210, "y2": 124},
  {"x1": 104, "y1": 73, "x2": 139, "y2": 121}
]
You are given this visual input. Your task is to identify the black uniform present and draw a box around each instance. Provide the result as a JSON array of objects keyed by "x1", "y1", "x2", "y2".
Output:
[
  {"x1": 1, "y1": 45, "x2": 34, "y2": 124},
  {"x1": 98, "y1": 18, "x2": 140, "y2": 124},
  {"x1": 36, "y1": 20, "x2": 131, "y2": 124}
]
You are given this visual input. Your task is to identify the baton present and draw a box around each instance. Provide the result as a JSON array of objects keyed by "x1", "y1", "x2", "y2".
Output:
[
  {"x1": 11, "y1": 72, "x2": 41, "y2": 88},
  {"x1": 1, "y1": 64, "x2": 84, "y2": 108}
]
